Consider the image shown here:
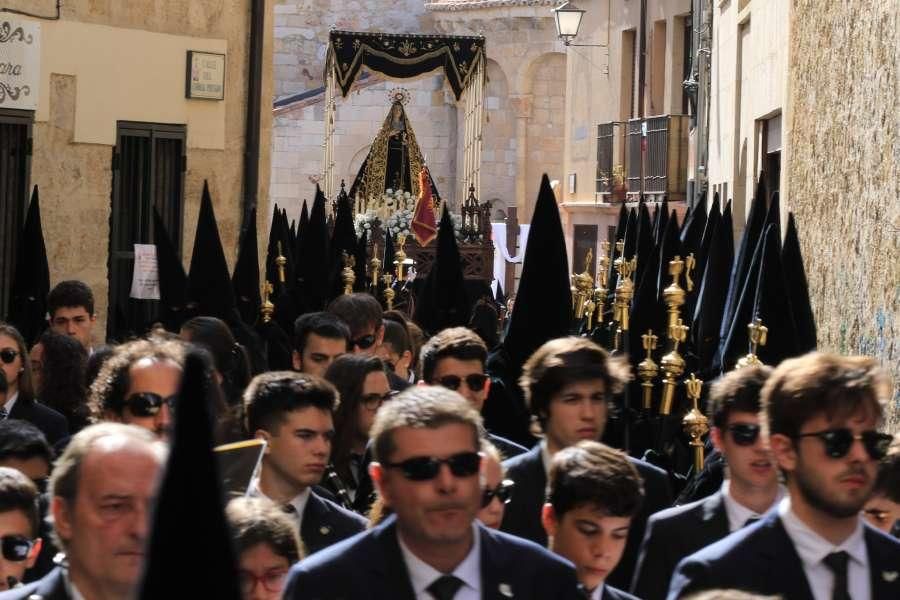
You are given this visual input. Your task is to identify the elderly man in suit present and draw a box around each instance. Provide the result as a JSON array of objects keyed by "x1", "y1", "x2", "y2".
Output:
[
  {"x1": 283, "y1": 386, "x2": 582, "y2": 600},
  {"x1": 244, "y1": 371, "x2": 366, "y2": 555},
  {"x1": 668, "y1": 353, "x2": 900, "y2": 600},
  {"x1": 632, "y1": 365, "x2": 783, "y2": 600},
  {"x1": 500, "y1": 337, "x2": 672, "y2": 590}
]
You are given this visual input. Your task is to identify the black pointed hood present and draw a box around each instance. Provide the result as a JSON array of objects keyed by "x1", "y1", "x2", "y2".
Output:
[
  {"x1": 231, "y1": 207, "x2": 261, "y2": 326},
  {"x1": 137, "y1": 350, "x2": 242, "y2": 600},
  {"x1": 629, "y1": 219, "x2": 666, "y2": 365},
  {"x1": 751, "y1": 224, "x2": 799, "y2": 366},
  {"x1": 329, "y1": 190, "x2": 360, "y2": 302},
  {"x1": 383, "y1": 226, "x2": 396, "y2": 281},
  {"x1": 153, "y1": 208, "x2": 189, "y2": 332},
  {"x1": 353, "y1": 230, "x2": 369, "y2": 293},
  {"x1": 622, "y1": 208, "x2": 638, "y2": 260},
  {"x1": 680, "y1": 196, "x2": 708, "y2": 258},
  {"x1": 6, "y1": 186, "x2": 50, "y2": 344},
  {"x1": 655, "y1": 210, "x2": 683, "y2": 303},
  {"x1": 264, "y1": 204, "x2": 282, "y2": 290},
  {"x1": 294, "y1": 200, "x2": 309, "y2": 273},
  {"x1": 718, "y1": 177, "x2": 768, "y2": 353},
  {"x1": 653, "y1": 197, "x2": 670, "y2": 248},
  {"x1": 296, "y1": 186, "x2": 331, "y2": 313},
  {"x1": 633, "y1": 200, "x2": 655, "y2": 287},
  {"x1": 690, "y1": 200, "x2": 734, "y2": 375},
  {"x1": 685, "y1": 194, "x2": 721, "y2": 321},
  {"x1": 500, "y1": 175, "x2": 572, "y2": 371},
  {"x1": 782, "y1": 213, "x2": 817, "y2": 353},
  {"x1": 413, "y1": 206, "x2": 471, "y2": 335},
  {"x1": 187, "y1": 182, "x2": 237, "y2": 320}
]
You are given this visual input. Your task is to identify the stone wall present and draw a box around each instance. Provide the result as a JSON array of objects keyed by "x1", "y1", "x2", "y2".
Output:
[
  {"x1": 786, "y1": 0, "x2": 899, "y2": 428},
  {"x1": 8, "y1": 0, "x2": 273, "y2": 339}
]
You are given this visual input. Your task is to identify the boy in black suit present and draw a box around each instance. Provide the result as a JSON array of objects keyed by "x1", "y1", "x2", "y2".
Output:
[
  {"x1": 668, "y1": 353, "x2": 900, "y2": 600},
  {"x1": 632, "y1": 366, "x2": 782, "y2": 600},
  {"x1": 500, "y1": 337, "x2": 672, "y2": 589},
  {"x1": 543, "y1": 441, "x2": 643, "y2": 600},
  {"x1": 283, "y1": 385, "x2": 582, "y2": 600},
  {"x1": 244, "y1": 371, "x2": 365, "y2": 556}
]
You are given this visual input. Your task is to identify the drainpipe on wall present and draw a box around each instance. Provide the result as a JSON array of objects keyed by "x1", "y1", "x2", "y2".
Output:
[
  {"x1": 637, "y1": 0, "x2": 647, "y2": 199},
  {"x1": 692, "y1": 0, "x2": 712, "y2": 206},
  {"x1": 242, "y1": 0, "x2": 265, "y2": 230}
]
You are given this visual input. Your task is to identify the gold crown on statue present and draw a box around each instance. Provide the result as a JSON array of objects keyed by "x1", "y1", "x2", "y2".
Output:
[{"x1": 387, "y1": 87, "x2": 411, "y2": 105}]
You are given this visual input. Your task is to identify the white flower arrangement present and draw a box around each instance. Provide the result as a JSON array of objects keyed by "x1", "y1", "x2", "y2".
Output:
[
  {"x1": 385, "y1": 208, "x2": 413, "y2": 239},
  {"x1": 354, "y1": 210, "x2": 380, "y2": 239}
]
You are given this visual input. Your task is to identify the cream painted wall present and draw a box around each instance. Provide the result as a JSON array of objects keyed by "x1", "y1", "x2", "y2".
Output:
[
  {"x1": 707, "y1": 0, "x2": 789, "y2": 224},
  {"x1": 33, "y1": 20, "x2": 227, "y2": 149}
]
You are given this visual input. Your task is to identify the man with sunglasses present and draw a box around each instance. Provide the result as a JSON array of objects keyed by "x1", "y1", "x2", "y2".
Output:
[
  {"x1": 501, "y1": 337, "x2": 672, "y2": 591},
  {"x1": 861, "y1": 440, "x2": 900, "y2": 536},
  {"x1": 0, "y1": 468, "x2": 42, "y2": 591},
  {"x1": 88, "y1": 339, "x2": 185, "y2": 440},
  {"x1": 283, "y1": 386, "x2": 582, "y2": 600},
  {"x1": 420, "y1": 327, "x2": 526, "y2": 459},
  {"x1": 669, "y1": 353, "x2": 900, "y2": 600},
  {"x1": 632, "y1": 366, "x2": 781, "y2": 600},
  {"x1": 244, "y1": 372, "x2": 366, "y2": 556}
]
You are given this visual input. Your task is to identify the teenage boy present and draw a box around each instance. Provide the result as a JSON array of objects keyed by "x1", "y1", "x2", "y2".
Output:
[{"x1": 543, "y1": 441, "x2": 643, "y2": 600}]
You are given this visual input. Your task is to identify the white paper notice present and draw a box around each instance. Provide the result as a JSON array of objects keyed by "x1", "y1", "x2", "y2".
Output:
[{"x1": 130, "y1": 244, "x2": 160, "y2": 300}]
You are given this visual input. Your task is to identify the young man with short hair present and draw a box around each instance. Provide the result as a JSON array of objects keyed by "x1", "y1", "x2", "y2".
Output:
[
  {"x1": 0, "y1": 420, "x2": 52, "y2": 488},
  {"x1": 419, "y1": 327, "x2": 526, "y2": 459},
  {"x1": 543, "y1": 441, "x2": 644, "y2": 600},
  {"x1": 380, "y1": 320, "x2": 414, "y2": 383},
  {"x1": 283, "y1": 385, "x2": 582, "y2": 600},
  {"x1": 291, "y1": 312, "x2": 350, "y2": 378},
  {"x1": 47, "y1": 281, "x2": 97, "y2": 352},
  {"x1": 0, "y1": 467, "x2": 43, "y2": 591},
  {"x1": 87, "y1": 339, "x2": 185, "y2": 440},
  {"x1": 632, "y1": 365, "x2": 782, "y2": 600},
  {"x1": 669, "y1": 353, "x2": 900, "y2": 600},
  {"x1": 501, "y1": 337, "x2": 672, "y2": 590},
  {"x1": 326, "y1": 293, "x2": 384, "y2": 356},
  {"x1": 244, "y1": 371, "x2": 365, "y2": 555}
]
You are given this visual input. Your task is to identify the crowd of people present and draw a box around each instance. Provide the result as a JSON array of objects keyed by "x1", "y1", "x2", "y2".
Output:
[{"x1": 0, "y1": 279, "x2": 896, "y2": 600}]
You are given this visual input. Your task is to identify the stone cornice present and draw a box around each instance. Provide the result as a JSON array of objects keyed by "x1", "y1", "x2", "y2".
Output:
[{"x1": 425, "y1": 0, "x2": 557, "y2": 12}]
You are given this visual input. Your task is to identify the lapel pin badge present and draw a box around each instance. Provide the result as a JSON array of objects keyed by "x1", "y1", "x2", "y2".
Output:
[
  {"x1": 882, "y1": 571, "x2": 898, "y2": 582},
  {"x1": 498, "y1": 582, "x2": 513, "y2": 597},
  {"x1": 319, "y1": 525, "x2": 331, "y2": 535}
]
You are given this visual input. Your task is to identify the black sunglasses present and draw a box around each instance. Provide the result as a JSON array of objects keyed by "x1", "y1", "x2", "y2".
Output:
[
  {"x1": 0, "y1": 349, "x2": 19, "y2": 365},
  {"x1": 481, "y1": 479, "x2": 514, "y2": 508},
  {"x1": 385, "y1": 451, "x2": 481, "y2": 481},
  {"x1": 125, "y1": 392, "x2": 177, "y2": 418},
  {"x1": 352, "y1": 334, "x2": 377, "y2": 350},
  {"x1": 361, "y1": 390, "x2": 398, "y2": 411},
  {"x1": 437, "y1": 374, "x2": 488, "y2": 392},
  {"x1": 727, "y1": 423, "x2": 761, "y2": 446},
  {"x1": 794, "y1": 428, "x2": 893, "y2": 461},
  {"x1": 1, "y1": 535, "x2": 34, "y2": 562}
]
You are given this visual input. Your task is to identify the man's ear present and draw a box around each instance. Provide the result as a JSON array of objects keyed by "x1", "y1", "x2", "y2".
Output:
[
  {"x1": 51, "y1": 497, "x2": 72, "y2": 544},
  {"x1": 103, "y1": 410, "x2": 124, "y2": 424},
  {"x1": 370, "y1": 462, "x2": 391, "y2": 507},
  {"x1": 291, "y1": 350, "x2": 302, "y2": 371},
  {"x1": 541, "y1": 503, "x2": 558, "y2": 539},
  {"x1": 484, "y1": 377, "x2": 492, "y2": 396},
  {"x1": 254, "y1": 429, "x2": 272, "y2": 454},
  {"x1": 25, "y1": 538, "x2": 42, "y2": 569},
  {"x1": 400, "y1": 350, "x2": 413, "y2": 369},
  {"x1": 375, "y1": 324, "x2": 385, "y2": 346},
  {"x1": 769, "y1": 433, "x2": 796, "y2": 474},
  {"x1": 710, "y1": 427, "x2": 725, "y2": 454}
]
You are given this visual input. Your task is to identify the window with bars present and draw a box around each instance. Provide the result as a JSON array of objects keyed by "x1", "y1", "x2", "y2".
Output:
[
  {"x1": 0, "y1": 109, "x2": 33, "y2": 318},
  {"x1": 107, "y1": 122, "x2": 186, "y2": 341}
]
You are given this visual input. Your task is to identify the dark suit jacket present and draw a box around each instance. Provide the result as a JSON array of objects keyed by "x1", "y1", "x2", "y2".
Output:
[
  {"x1": 500, "y1": 444, "x2": 673, "y2": 590},
  {"x1": 300, "y1": 491, "x2": 367, "y2": 555},
  {"x1": 487, "y1": 432, "x2": 527, "y2": 459},
  {"x1": 0, "y1": 567, "x2": 69, "y2": 600},
  {"x1": 667, "y1": 511, "x2": 900, "y2": 600},
  {"x1": 602, "y1": 585, "x2": 639, "y2": 600},
  {"x1": 283, "y1": 515, "x2": 582, "y2": 600},
  {"x1": 8, "y1": 394, "x2": 68, "y2": 445}
]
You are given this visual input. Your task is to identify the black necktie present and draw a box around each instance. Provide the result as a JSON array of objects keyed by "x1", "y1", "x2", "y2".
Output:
[
  {"x1": 0, "y1": 407, "x2": 7, "y2": 420},
  {"x1": 743, "y1": 516, "x2": 760, "y2": 528},
  {"x1": 822, "y1": 551, "x2": 851, "y2": 600},
  {"x1": 427, "y1": 575, "x2": 463, "y2": 600}
]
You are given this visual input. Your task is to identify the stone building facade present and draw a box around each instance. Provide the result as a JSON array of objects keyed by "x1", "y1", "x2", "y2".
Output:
[
  {"x1": 0, "y1": 0, "x2": 274, "y2": 339},
  {"x1": 271, "y1": 0, "x2": 568, "y2": 224}
]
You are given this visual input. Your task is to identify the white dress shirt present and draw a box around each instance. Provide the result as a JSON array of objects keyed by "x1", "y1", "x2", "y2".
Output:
[
  {"x1": 3, "y1": 391, "x2": 18, "y2": 415},
  {"x1": 589, "y1": 583, "x2": 604, "y2": 600},
  {"x1": 62, "y1": 568, "x2": 87, "y2": 600},
  {"x1": 247, "y1": 478, "x2": 311, "y2": 522},
  {"x1": 397, "y1": 523, "x2": 481, "y2": 600},
  {"x1": 721, "y1": 480, "x2": 785, "y2": 533},
  {"x1": 778, "y1": 497, "x2": 871, "y2": 600}
]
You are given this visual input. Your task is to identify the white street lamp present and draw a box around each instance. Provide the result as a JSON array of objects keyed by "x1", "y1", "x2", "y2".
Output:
[{"x1": 552, "y1": 2, "x2": 586, "y2": 46}]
